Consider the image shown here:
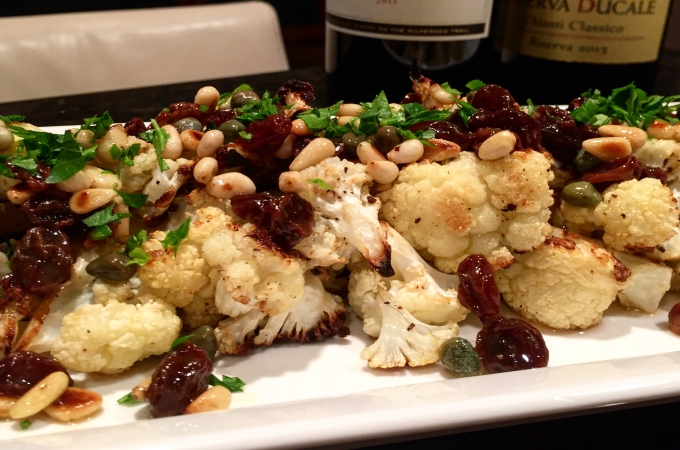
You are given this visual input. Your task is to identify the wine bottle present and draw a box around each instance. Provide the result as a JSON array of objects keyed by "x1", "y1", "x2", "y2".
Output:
[
  {"x1": 325, "y1": 0, "x2": 497, "y2": 103},
  {"x1": 496, "y1": 0, "x2": 674, "y2": 103}
]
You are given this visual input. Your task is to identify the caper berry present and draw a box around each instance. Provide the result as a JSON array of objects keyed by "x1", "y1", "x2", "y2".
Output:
[
  {"x1": 230, "y1": 90, "x2": 260, "y2": 109},
  {"x1": 573, "y1": 148, "x2": 603, "y2": 174},
  {"x1": 86, "y1": 253, "x2": 138, "y2": 281},
  {"x1": 218, "y1": 120, "x2": 246, "y2": 144},
  {"x1": 187, "y1": 325, "x2": 218, "y2": 359},
  {"x1": 172, "y1": 117, "x2": 203, "y2": 134},
  {"x1": 374, "y1": 126, "x2": 402, "y2": 154},
  {"x1": 341, "y1": 132, "x2": 365, "y2": 158},
  {"x1": 439, "y1": 337, "x2": 481, "y2": 377},
  {"x1": 561, "y1": 181, "x2": 603, "y2": 207}
]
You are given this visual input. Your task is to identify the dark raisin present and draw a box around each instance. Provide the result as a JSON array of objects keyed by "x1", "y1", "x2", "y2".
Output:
[
  {"x1": 205, "y1": 109, "x2": 237, "y2": 129},
  {"x1": 669, "y1": 303, "x2": 680, "y2": 335},
  {"x1": 401, "y1": 92, "x2": 422, "y2": 104},
  {"x1": 0, "y1": 351, "x2": 73, "y2": 398},
  {"x1": 493, "y1": 109, "x2": 541, "y2": 150},
  {"x1": 292, "y1": 136, "x2": 314, "y2": 158},
  {"x1": 276, "y1": 79, "x2": 315, "y2": 104},
  {"x1": 11, "y1": 227, "x2": 74, "y2": 295},
  {"x1": 456, "y1": 254, "x2": 502, "y2": 321},
  {"x1": 581, "y1": 155, "x2": 643, "y2": 187},
  {"x1": 21, "y1": 193, "x2": 79, "y2": 229},
  {"x1": 9, "y1": 161, "x2": 50, "y2": 193},
  {"x1": 468, "y1": 85, "x2": 517, "y2": 112},
  {"x1": 409, "y1": 119, "x2": 474, "y2": 149},
  {"x1": 467, "y1": 108, "x2": 495, "y2": 131},
  {"x1": 231, "y1": 191, "x2": 315, "y2": 249},
  {"x1": 475, "y1": 316, "x2": 549, "y2": 373},
  {"x1": 123, "y1": 118, "x2": 147, "y2": 137},
  {"x1": 146, "y1": 342, "x2": 213, "y2": 418},
  {"x1": 568, "y1": 97, "x2": 587, "y2": 111},
  {"x1": 236, "y1": 114, "x2": 291, "y2": 156},
  {"x1": 640, "y1": 166, "x2": 668, "y2": 185}
]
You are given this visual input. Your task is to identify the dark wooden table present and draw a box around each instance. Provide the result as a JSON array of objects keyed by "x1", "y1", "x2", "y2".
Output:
[{"x1": 2, "y1": 66, "x2": 679, "y2": 450}]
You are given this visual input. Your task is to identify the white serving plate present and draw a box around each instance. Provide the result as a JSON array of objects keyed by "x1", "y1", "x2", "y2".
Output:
[{"x1": 2, "y1": 126, "x2": 680, "y2": 449}]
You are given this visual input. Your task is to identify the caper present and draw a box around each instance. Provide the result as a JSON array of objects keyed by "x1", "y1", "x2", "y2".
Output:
[
  {"x1": 187, "y1": 325, "x2": 218, "y2": 359},
  {"x1": 438, "y1": 337, "x2": 481, "y2": 377},
  {"x1": 86, "y1": 253, "x2": 138, "y2": 281},
  {"x1": 374, "y1": 126, "x2": 402, "y2": 154},
  {"x1": 230, "y1": 90, "x2": 260, "y2": 109},
  {"x1": 218, "y1": 120, "x2": 246, "y2": 144},
  {"x1": 172, "y1": 117, "x2": 203, "y2": 134},
  {"x1": 561, "y1": 181, "x2": 603, "y2": 207},
  {"x1": 341, "y1": 132, "x2": 365, "y2": 158},
  {"x1": 573, "y1": 148, "x2": 603, "y2": 174}
]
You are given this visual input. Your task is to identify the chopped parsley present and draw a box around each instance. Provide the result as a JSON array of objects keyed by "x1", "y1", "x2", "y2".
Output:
[
  {"x1": 170, "y1": 334, "x2": 195, "y2": 350},
  {"x1": 0, "y1": 114, "x2": 25, "y2": 123},
  {"x1": 238, "y1": 131, "x2": 252, "y2": 141},
  {"x1": 115, "y1": 190, "x2": 148, "y2": 209},
  {"x1": 82, "y1": 205, "x2": 132, "y2": 241},
  {"x1": 298, "y1": 100, "x2": 344, "y2": 132},
  {"x1": 125, "y1": 230, "x2": 150, "y2": 266},
  {"x1": 80, "y1": 112, "x2": 114, "y2": 141},
  {"x1": 19, "y1": 419, "x2": 31, "y2": 430},
  {"x1": 161, "y1": 217, "x2": 191, "y2": 256},
  {"x1": 117, "y1": 392, "x2": 143, "y2": 406},
  {"x1": 465, "y1": 79, "x2": 486, "y2": 91},
  {"x1": 526, "y1": 99, "x2": 536, "y2": 116},
  {"x1": 218, "y1": 83, "x2": 254, "y2": 106},
  {"x1": 140, "y1": 119, "x2": 170, "y2": 171},
  {"x1": 10, "y1": 155, "x2": 38, "y2": 175},
  {"x1": 109, "y1": 142, "x2": 140, "y2": 177},
  {"x1": 199, "y1": 104, "x2": 209, "y2": 113},
  {"x1": 440, "y1": 82, "x2": 462, "y2": 98},
  {"x1": 397, "y1": 128, "x2": 436, "y2": 146},
  {"x1": 236, "y1": 91, "x2": 281, "y2": 124},
  {"x1": 455, "y1": 101, "x2": 478, "y2": 127},
  {"x1": 208, "y1": 374, "x2": 246, "y2": 393},
  {"x1": 307, "y1": 178, "x2": 333, "y2": 191}
]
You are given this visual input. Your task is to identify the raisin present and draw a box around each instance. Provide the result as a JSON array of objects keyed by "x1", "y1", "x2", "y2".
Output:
[
  {"x1": 641, "y1": 166, "x2": 668, "y2": 185},
  {"x1": 468, "y1": 84, "x2": 517, "y2": 112},
  {"x1": 11, "y1": 227, "x2": 74, "y2": 295},
  {"x1": 231, "y1": 192, "x2": 315, "y2": 249},
  {"x1": 581, "y1": 155, "x2": 643, "y2": 187},
  {"x1": 153, "y1": 102, "x2": 214, "y2": 128},
  {"x1": 408, "y1": 119, "x2": 474, "y2": 150},
  {"x1": 205, "y1": 109, "x2": 237, "y2": 129},
  {"x1": 21, "y1": 193, "x2": 79, "y2": 229},
  {"x1": 467, "y1": 108, "x2": 495, "y2": 131},
  {"x1": 456, "y1": 254, "x2": 502, "y2": 321},
  {"x1": 236, "y1": 114, "x2": 292, "y2": 156},
  {"x1": 493, "y1": 109, "x2": 541, "y2": 150},
  {"x1": 123, "y1": 118, "x2": 147, "y2": 137},
  {"x1": 9, "y1": 161, "x2": 50, "y2": 193},
  {"x1": 669, "y1": 303, "x2": 680, "y2": 335},
  {"x1": 146, "y1": 342, "x2": 213, "y2": 418},
  {"x1": 276, "y1": 79, "x2": 315, "y2": 104},
  {"x1": 476, "y1": 316, "x2": 549, "y2": 373},
  {"x1": 0, "y1": 351, "x2": 73, "y2": 398},
  {"x1": 401, "y1": 92, "x2": 422, "y2": 104}
]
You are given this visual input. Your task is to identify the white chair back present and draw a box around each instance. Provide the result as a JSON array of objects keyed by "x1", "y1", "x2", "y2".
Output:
[{"x1": 0, "y1": 2, "x2": 289, "y2": 103}]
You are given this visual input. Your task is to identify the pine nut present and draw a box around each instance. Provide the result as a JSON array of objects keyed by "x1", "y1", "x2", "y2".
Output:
[
  {"x1": 674, "y1": 125, "x2": 680, "y2": 143},
  {"x1": 582, "y1": 137, "x2": 632, "y2": 161},
  {"x1": 478, "y1": 131, "x2": 516, "y2": 160},
  {"x1": 184, "y1": 386, "x2": 231, "y2": 414},
  {"x1": 207, "y1": 173, "x2": 256, "y2": 199},
  {"x1": 56, "y1": 170, "x2": 92, "y2": 193},
  {"x1": 195, "y1": 86, "x2": 220, "y2": 108},
  {"x1": 387, "y1": 139, "x2": 424, "y2": 164},
  {"x1": 433, "y1": 87, "x2": 456, "y2": 104},
  {"x1": 421, "y1": 139, "x2": 461, "y2": 161},
  {"x1": 598, "y1": 124, "x2": 647, "y2": 150},
  {"x1": 69, "y1": 188, "x2": 116, "y2": 214},
  {"x1": 83, "y1": 165, "x2": 118, "y2": 189},
  {"x1": 289, "y1": 137, "x2": 336, "y2": 171},
  {"x1": 274, "y1": 134, "x2": 295, "y2": 159},
  {"x1": 357, "y1": 141, "x2": 386, "y2": 164},
  {"x1": 96, "y1": 124, "x2": 128, "y2": 164},
  {"x1": 338, "y1": 103, "x2": 364, "y2": 117},
  {"x1": 647, "y1": 119, "x2": 676, "y2": 140},
  {"x1": 279, "y1": 171, "x2": 306, "y2": 193},
  {"x1": 75, "y1": 129, "x2": 95, "y2": 149},
  {"x1": 0, "y1": 395, "x2": 16, "y2": 419},
  {"x1": 194, "y1": 157, "x2": 218, "y2": 184},
  {"x1": 7, "y1": 188, "x2": 33, "y2": 205},
  {"x1": 181, "y1": 129, "x2": 204, "y2": 152},
  {"x1": 112, "y1": 203, "x2": 130, "y2": 242},
  {"x1": 366, "y1": 160, "x2": 399, "y2": 184},
  {"x1": 10, "y1": 371, "x2": 69, "y2": 419},
  {"x1": 337, "y1": 116, "x2": 360, "y2": 127},
  {"x1": 131, "y1": 377, "x2": 152, "y2": 401},
  {"x1": 291, "y1": 119, "x2": 311, "y2": 136},
  {"x1": 0, "y1": 127, "x2": 13, "y2": 151},
  {"x1": 197, "y1": 130, "x2": 224, "y2": 158},
  {"x1": 161, "y1": 125, "x2": 183, "y2": 159},
  {"x1": 43, "y1": 387, "x2": 103, "y2": 422}
]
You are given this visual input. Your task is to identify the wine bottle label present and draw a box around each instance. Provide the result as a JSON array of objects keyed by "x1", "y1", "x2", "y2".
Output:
[
  {"x1": 326, "y1": 0, "x2": 494, "y2": 41},
  {"x1": 505, "y1": 0, "x2": 672, "y2": 64}
]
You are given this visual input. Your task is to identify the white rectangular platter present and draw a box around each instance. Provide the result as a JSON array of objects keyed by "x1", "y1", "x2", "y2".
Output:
[{"x1": 2, "y1": 126, "x2": 680, "y2": 449}]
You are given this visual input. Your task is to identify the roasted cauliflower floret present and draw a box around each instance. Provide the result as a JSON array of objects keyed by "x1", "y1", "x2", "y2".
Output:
[
  {"x1": 215, "y1": 273, "x2": 349, "y2": 355},
  {"x1": 496, "y1": 229, "x2": 630, "y2": 329},
  {"x1": 180, "y1": 295, "x2": 224, "y2": 330},
  {"x1": 633, "y1": 138, "x2": 680, "y2": 181},
  {"x1": 51, "y1": 298, "x2": 181, "y2": 374},
  {"x1": 119, "y1": 141, "x2": 157, "y2": 193},
  {"x1": 593, "y1": 178, "x2": 679, "y2": 256},
  {"x1": 381, "y1": 150, "x2": 553, "y2": 273},
  {"x1": 614, "y1": 251, "x2": 672, "y2": 313},
  {"x1": 295, "y1": 157, "x2": 392, "y2": 276}
]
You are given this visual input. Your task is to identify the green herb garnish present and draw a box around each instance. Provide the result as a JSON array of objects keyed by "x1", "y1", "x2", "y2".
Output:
[
  {"x1": 208, "y1": 374, "x2": 246, "y2": 393},
  {"x1": 466, "y1": 79, "x2": 486, "y2": 91},
  {"x1": 440, "y1": 82, "x2": 462, "y2": 98},
  {"x1": 125, "y1": 229, "x2": 151, "y2": 267},
  {"x1": 307, "y1": 178, "x2": 333, "y2": 191},
  {"x1": 148, "y1": 119, "x2": 169, "y2": 171},
  {"x1": 238, "y1": 131, "x2": 253, "y2": 141},
  {"x1": 0, "y1": 114, "x2": 25, "y2": 123},
  {"x1": 80, "y1": 111, "x2": 113, "y2": 141},
  {"x1": 19, "y1": 419, "x2": 31, "y2": 430},
  {"x1": 115, "y1": 190, "x2": 148, "y2": 209},
  {"x1": 455, "y1": 101, "x2": 478, "y2": 127},
  {"x1": 161, "y1": 217, "x2": 191, "y2": 256},
  {"x1": 526, "y1": 99, "x2": 536, "y2": 116},
  {"x1": 117, "y1": 392, "x2": 143, "y2": 406},
  {"x1": 109, "y1": 143, "x2": 140, "y2": 177},
  {"x1": 170, "y1": 334, "x2": 195, "y2": 350},
  {"x1": 236, "y1": 91, "x2": 281, "y2": 124},
  {"x1": 298, "y1": 100, "x2": 344, "y2": 132},
  {"x1": 82, "y1": 205, "x2": 132, "y2": 241}
]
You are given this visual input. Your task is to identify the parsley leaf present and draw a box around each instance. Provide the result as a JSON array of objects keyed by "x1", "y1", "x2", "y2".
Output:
[
  {"x1": 161, "y1": 217, "x2": 191, "y2": 256},
  {"x1": 147, "y1": 119, "x2": 169, "y2": 171},
  {"x1": 80, "y1": 112, "x2": 113, "y2": 141},
  {"x1": 466, "y1": 79, "x2": 486, "y2": 91},
  {"x1": 117, "y1": 393, "x2": 144, "y2": 406},
  {"x1": 307, "y1": 178, "x2": 333, "y2": 191},
  {"x1": 397, "y1": 128, "x2": 435, "y2": 146},
  {"x1": 0, "y1": 114, "x2": 25, "y2": 123},
  {"x1": 0, "y1": 155, "x2": 14, "y2": 178},
  {"x1": 440, "y1": 82, "x2": 462, "y2": 98},
  {"x1": 199, "y1": 104, "x2": 209, "y2": 113},
  {"x1": 236, "y1": 91, "x2": 281, "y2": 124},
  {"x1": 208, "y1": 374, "x2": 246, "y2": 393},
  {"x1": 238, "y1": 131, "x2": 252, "y2": 141},
  {"x1": 110, "y1": 143, "x2": 140, "y2": 177},
  {"x1": 298, "y1": 100, "x2": 344, "y2": 131},
  {"x1": 19, "y1": 419, "x2": 31, "y2": 430},
  {"x1": 115, "y1": 190, "x2": 148, "y2": 209},
  {"x1": 45, "y1": 137, "x2": 97, "y2": 183},
  {"x1": 170, "y1": 334, "x2": 195, "y2": 350},
  {"x1": 455, "y1": 101, "x2": 478, "y2": 127},
  {"x1": 358, "y1": 91, "x2": 392, "y2": 136},
  {"x1": 126, "y1": 230, "x2": 151, "y2": 267},
  {"x1": 83, "y1": 205, "x2": 132, "y2": 241},
  {"x1": 10, "y1": 155, "x2": 38, "y2": 175},
  {"x1": 90, "y1": 225, "x2": 112, "y2": 240},
  {"x1": 526, "y1": 99, "x2": 536, "y2": 116}
]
